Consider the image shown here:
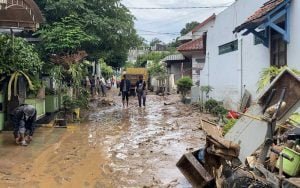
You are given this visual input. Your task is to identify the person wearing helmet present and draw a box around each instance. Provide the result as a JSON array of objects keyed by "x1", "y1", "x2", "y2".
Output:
[{"x1": 10, "y1": 104, "x2": 37, "y2": 146}]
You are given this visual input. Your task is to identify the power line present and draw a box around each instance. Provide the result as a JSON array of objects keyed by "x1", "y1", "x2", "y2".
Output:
[{"x1": 127, "y1": 6, "x2": 230, "y2": 10}]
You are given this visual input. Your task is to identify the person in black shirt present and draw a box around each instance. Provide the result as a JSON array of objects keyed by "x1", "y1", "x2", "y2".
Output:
[
  {"x1": 120, "y1": 74, "x2": 131, "y2": 108},
  {"x1": 136, "y1": 75, "x2": 147, "y2": 107}
]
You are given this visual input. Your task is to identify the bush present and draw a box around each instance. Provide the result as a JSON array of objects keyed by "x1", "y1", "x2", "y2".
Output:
[
  {"x1": 223, "y1": 119, "x2": 237, "y2": 136},
  {"x1": 211, "y1": 105, "x2": 228, "y2": 116},
  {"x1": 176, "y1": 76, "x2": 193, "y2": 98},
  {"x1": 205, "y1": 99, "x2": 218, "y2": 112}
]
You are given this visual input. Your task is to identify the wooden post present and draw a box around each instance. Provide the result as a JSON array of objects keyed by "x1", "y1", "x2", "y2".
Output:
[{"x1": 181, "y1": 62, "x2": 184, "y2": 78}]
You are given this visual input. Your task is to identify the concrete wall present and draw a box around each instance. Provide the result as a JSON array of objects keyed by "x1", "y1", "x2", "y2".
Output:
[
  {"x1": 200, "y1": 0, "x2": 270, "y2": 110},
  {"x1": 287, "y1": 0, "x2": 300, "y2": 70},
  {"x1": 192, "y1": 20, "x2": 215, "y2": 40},
  {"x1": 169, "y1": 61, "x2": 192, "y2": 82}
]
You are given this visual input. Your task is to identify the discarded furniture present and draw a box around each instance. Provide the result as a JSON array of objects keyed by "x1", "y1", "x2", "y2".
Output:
[{"x1": 176, "y1": 150, "x2": 214, "y2": 187}]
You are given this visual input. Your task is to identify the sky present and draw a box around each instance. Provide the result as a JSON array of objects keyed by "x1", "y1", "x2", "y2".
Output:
[{"x1": 122, "y1": 0, "x2": 234, "y2": 44}]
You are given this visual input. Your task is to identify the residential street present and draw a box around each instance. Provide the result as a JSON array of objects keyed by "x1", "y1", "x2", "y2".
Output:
[{"x1": 0, "y1": 90, "x2": 206, "y2": 188}]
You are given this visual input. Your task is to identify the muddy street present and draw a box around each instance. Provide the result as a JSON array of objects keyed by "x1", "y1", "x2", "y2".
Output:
[{"x1": 0, "y1": 92, "x2": 206, "y2": 188}]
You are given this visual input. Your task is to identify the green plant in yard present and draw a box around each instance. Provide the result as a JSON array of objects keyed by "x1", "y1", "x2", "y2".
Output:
[
  {"x1": 176, "y1": 76, "x2": 193, "y2": 99},
  {"x1": 211, "y1": 105, "x2": 228, "y2": 117},
  {"x1": 257, "y1": 66, "x2": 300, "y2": 92},
  {"x1": 223, "y1": 119, "x2": 237, "y2": 136},
  {"x1": 205, "y1": 99, "x2": 219, "y2": 113},
  {"x1": 99, "y1": 58, "x2": 113, "y2": 80}
]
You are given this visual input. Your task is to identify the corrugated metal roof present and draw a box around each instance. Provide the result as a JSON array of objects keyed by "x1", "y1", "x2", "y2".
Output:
[
  {"x1": 0, "y1": 0, "x2": 44, "y2": 31},
  {"x1": 162, "y1": 54, "x2": 186, "y2": 62}
]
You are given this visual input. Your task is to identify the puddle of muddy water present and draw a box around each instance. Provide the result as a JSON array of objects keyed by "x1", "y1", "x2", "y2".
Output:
[{"x1": 85, "y1": 95, "x2": 205, "y2": 187}]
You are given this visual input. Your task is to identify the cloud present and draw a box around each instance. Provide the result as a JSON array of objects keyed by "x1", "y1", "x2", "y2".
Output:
[{"x1": 122, "y1": 0, "x2": 233, "y2": 43}]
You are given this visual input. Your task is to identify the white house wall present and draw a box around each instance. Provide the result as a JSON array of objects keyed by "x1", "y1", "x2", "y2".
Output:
[
  {"x1": 200, "y1": 0, "x2": 270, "y2": 110},
  {"x1": 192, "y1": 20, "x2": 215, "y2": 40},
  {"x1": 287, "y1": 0, "x2": 300, "y2": 70}
]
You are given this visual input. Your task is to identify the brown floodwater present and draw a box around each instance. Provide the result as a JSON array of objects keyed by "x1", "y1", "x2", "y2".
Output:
[{"x1": 0, "y1": 92, "x2": 206, "y2": 188}]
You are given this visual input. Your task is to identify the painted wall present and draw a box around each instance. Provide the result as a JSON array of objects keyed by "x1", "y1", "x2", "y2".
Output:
[
  {"x1": 200, "y1": 0, "x2": 270, "y2": 110},
  {"x1": 192, "y1": 20, "x2": 215, "y2": 40},
  {"x1": 287, "y1": 0, "x2": 300, "y2": 70},
  {"x1": 168, "y1": 61, "x2": 192, "y2": 82}
]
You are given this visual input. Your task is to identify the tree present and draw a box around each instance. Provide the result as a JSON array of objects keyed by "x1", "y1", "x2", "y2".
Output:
[
  {"x1": 0, "y1": 34, "x2": 44, "y2": 100},
  {"x1": 99, "y1": 59, "x2": 113, "y2": 80},
  {"x1": 136, "y1": 51, "x2": 169, "y2": 68},
  {"x1": 0, "y1": 35, "x2": 43, "y2": 75},
  {"x1": 180, "y1": 21, "x2": 199, "y2": 36},
  {"x1": 37, "y1": 15, "x2": 95, "y2": 55},
  {"x1": 36, "y1": 0, "x2": 142, "y2": 68},
  {"x1": 150, "y1": 38, "x2": 162, "y2": 47},
  {"x1": 176, "y1": 77, "x2": 193, "y2": 99}
]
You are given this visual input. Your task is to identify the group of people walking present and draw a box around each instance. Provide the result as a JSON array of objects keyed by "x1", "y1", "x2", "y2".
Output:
[
  {"x1": 120, "y1": 74, "x2": 146, "y2": 108},
  {"x1": 11, "y1": 74, "x2": 147, "y2": 146},
  {"x1": 84, "y1": 76, "x2": 107, "y2": 97}
]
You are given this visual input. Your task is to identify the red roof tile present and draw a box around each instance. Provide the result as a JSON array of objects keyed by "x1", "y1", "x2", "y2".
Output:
[
  {"x1": 247, "y1": 0, "x2": 284, "y2": 22},
  {"x1": 234, "y1": 0, "x2": 285, "y2": 32},
  {"x1": 177, "y1": 37, "x2": 203, "y2": 52},
  {"x1": 192, "y1": 14, "x2": 216, "y2": 34}
]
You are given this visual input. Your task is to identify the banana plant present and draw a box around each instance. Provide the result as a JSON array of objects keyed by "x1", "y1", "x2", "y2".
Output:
[{"x1": 7, "y1": 70, "x2": 34, "y2": 101}]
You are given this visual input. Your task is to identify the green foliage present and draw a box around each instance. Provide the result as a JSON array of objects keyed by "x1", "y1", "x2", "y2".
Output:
[
  {"x1": 124, "y1": 61, "x2": 135, "y2": 69},
  {"x1": 180, "y1": 21, "x2": 200, "y2": 36},
  {"x1": 62, "y1": 87, "x2": 89, "y2": 110},
  {"x1": 223, "y1": 119, "x2": 237, "y2": 136},
  {"x1": 176, "y1": 77, "x2": 193, "y2": 98},
  {"x1": 76, "y1": 88, "x2": 89, "y2": 109},
  {"x1": 37, "y1": 0, "x2": 142, "y2": 68},
  {"x1": 0, "y1": 34, "x2": 43, "y2": 75},
  {"x1": 136, "y1": 51, "x2": 169, "y2": 68},
  {"x1": 37, "y1": 15, "x2": 95, "y2": 54},
  {"x1": 99, "y1": 59, "x2": 113, "y2": 80},
  {"x1": 148, "y1": 61, "x2": 167, "y2": 79},
  {"x1": 150, "y1": 38, "x2": 162, "y2": 47},
  {"x1": 257, "y1": 66, "x2": 300, "y2": 92},
  {"x1": 205, "y1": 99, "x2": 219, "y2": 113},
  {"x1": 201, "y1": 85, "x2": 214, "y2": 94},
  {"x1": 211, "y1": 105, "x2": 228, "y2": 117}
]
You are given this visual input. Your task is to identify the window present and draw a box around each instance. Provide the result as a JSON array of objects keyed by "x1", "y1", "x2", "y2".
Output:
[
  {"x1": 254, "y1": 31, "x2": 264, "y2": 45},
  {"x1": 219, "y1": 40, "x2": 238, "y2": 55},
  {"x1": 270, "y1": 29, "x2": 287, "y2": 67}
]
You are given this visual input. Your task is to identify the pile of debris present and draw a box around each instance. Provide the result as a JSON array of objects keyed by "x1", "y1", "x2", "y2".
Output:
[
  {"x1": 177, "y1": 68, "x2": 300, "y2": 188},
  {"x1": 97, "y1": 98, "x2": 115, "y2": 107}
]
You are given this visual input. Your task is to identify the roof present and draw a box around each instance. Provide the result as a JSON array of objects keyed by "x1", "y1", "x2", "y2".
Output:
[
  {"x1": 192, "y1": 14, "x2": 216, "y2": 34},
  {"x1": 162, "y1": 54, "x2": 186, "y2": 62},
  {"x1": 234, "y1": 0, "x2": 286, "y2": 33},
  {"x1": 0, "y1": 0, "x2": 44, "y2": 31},
  {"x1": 177, "y1": 37, "x2": 203, "y2": 52},
  {"x1": 178, "y1": 31, "x2": 192, "y2": 41}
]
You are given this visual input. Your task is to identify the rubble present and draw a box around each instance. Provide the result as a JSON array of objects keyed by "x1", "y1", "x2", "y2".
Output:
[{"x1": 177, "y1": 68, "x2": 300, "y2": 188}]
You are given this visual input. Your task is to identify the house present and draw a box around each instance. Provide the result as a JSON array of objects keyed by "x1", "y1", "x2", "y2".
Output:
[
  {"x1": 198, "y1": 0, "x2": 300, "y2": 110},
  {"x1": 0, "y1": 0, "x2": 44, "y2": 131},
  {"x1": 177, "y1": 14, "x2": 215, "y2": 86},
  {"x1": 162, "y1": 53, "x2": 191, "y2": 91},
  {"x1": 151, "y1": 43, "x2": 167, "y2": 51},
  {"x1": 128, "y1": 46, "x2": 149, "y2": 63}
]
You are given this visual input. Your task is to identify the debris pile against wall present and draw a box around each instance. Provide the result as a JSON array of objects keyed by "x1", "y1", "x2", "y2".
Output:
[{"x1": 177, "y1": 68, "x2": 300, "y2": 188}]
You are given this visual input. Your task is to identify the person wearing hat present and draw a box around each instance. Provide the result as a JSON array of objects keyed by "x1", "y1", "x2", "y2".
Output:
[{"x1": 10, "y1": 104, "x2": 37, "y2": 146}]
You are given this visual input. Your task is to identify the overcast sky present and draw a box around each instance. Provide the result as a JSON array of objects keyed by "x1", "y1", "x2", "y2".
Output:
[{"x1": 122, "y1": 0, "x2": 234, "y2": 43}]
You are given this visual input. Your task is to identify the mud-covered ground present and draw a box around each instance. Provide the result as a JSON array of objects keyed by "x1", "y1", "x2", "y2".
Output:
[{"x1": 0, "y1": 90, "x2": 207, "y2": 188}]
